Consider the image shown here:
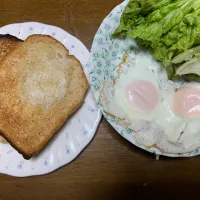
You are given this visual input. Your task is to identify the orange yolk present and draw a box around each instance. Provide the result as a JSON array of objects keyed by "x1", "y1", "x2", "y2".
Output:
[{"x1": 125, "y1": 80, "x2": 158, "y2": 112}]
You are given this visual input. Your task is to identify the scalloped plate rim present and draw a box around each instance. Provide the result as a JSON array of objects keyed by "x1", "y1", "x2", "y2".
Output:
[
  {"x1": 89, "y1": 0, "x2": 200, "y2": 158},
  {"x1": 0, "y1": 22, "x2": 102, "y2": 177}
]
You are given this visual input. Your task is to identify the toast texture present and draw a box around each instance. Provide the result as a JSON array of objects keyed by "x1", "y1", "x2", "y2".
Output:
[
  {"x1": 0, "y1": 34, "x2": 88, "y2": 158},
  {"x1": 0, "y1": 35, "x2": 22, "y2": 143}
]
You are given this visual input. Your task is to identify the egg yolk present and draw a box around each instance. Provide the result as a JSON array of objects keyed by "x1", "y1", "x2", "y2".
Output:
[
  {"x1": 173, "y1": 87, "x2": 200, "y2": 118},
  {"x1": 125, "y1": 80, "x2": 158, "y2": 112}
]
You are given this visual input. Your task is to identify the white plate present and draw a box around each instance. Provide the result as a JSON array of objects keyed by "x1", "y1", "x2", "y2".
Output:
[
  {"x1": 90, "y1": 0, "x2": 200, "y2": 157},
  {"x1": 0, "y1": 22, "x2": 102, "y2": 177}
]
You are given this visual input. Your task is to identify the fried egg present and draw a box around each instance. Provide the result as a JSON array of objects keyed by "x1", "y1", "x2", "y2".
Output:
[{"x1": 100, "y1": 52, "x2": 200, "y2": 154}]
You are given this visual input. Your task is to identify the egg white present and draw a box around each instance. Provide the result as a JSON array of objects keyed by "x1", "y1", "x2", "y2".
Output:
[
  {"x1": 114, "y1": 54, "x2": 186, "y2": 143},
  {"x1": 100, "y1": 52, "x2": 200, "y2": 154}
]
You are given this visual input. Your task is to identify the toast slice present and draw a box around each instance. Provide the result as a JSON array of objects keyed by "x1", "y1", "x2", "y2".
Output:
[
  {"x1": 0, "y1": 34, "x2": 22, "y2": 62},
  {"x1": 0, "y1": 34, "x2": 88, "y2": 159},
  {"x1": 0, "y1": 35, "x2": 23, "y2": 143}
]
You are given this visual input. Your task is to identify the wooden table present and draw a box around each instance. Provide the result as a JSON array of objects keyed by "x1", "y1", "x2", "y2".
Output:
[{"x1": 0, "y1": 0, "x2": 199, "y2": 199}]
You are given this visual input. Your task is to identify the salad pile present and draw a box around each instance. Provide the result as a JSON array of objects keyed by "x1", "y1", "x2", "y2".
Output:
[{"x1": 113, "y1": 0, "x2": 200, "y2": 81}]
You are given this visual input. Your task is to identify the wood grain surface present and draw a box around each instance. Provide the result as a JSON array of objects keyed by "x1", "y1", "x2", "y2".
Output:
[{"x1": 0, "y1": 0, "x2": 199, "y2": 200}]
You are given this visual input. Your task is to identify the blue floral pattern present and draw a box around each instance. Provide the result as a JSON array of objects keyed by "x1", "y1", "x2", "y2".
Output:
[
  {"x1": 90, "y1": 0, "x2": 200, "y2": 158},
  {"x1": 0, "y1": 22, "x2": 102, "y2": 177}
]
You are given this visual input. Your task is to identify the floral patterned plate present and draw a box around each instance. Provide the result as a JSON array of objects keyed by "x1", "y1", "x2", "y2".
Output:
[
  {"x1": 0, "y1": 22, "x2": 102, "y2": 177},
  {"x1": 90, "y1": 0, "x2": 200, "y2": 157}
]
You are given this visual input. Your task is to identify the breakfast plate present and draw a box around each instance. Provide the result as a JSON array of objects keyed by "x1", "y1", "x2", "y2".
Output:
[
  {"x1": 0, "y1": 22, "x2": 102, "y2": 177},
  {"x1": 90, "y1": 0, "x2": 200, "y2": 158}
]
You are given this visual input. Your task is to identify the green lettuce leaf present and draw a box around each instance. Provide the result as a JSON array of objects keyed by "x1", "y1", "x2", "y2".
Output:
[
  {"x1": 182, "y1": 74, "x2": 200, "y2": 82},
  {"x1": 176, "y1": 54, "x2": 200, "y2": 76},
  {"x1": 113, "y1": 0, "x2": 200, "y2": 82},
  {"x1": 166, "y1": 64, "x2": 180, "y2": 80},
  {"x1": 112, "y1": 0, "x2": 174, "y2": 37},
  {"x1": 128, "y1": 0, "x2": 199, "y2": 66},
  {"x1": 183, "y1": 74, "x2": 200, "y2": 82},
  {"x1": 172, "y1": 46, "x2": 200, "y2": 64},
  {"x1": 112, "y1": 0, "x2": 143, "y2": 37}
]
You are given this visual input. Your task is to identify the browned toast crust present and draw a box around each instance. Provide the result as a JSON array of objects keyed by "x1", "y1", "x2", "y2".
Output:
[
  {"x1": 0, "y1": 35, "x2": 23, "y2": 143},
  {"x1": 0, "y1": 34, "x2": 22, "y2": 61},
  {"x1": 0, "y1": 34, "x2": 88, "y2": 159}
]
